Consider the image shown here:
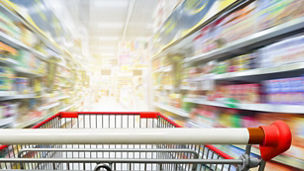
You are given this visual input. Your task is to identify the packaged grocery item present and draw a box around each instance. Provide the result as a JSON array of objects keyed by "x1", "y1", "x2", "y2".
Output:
[
  {"x1": 259, "y1": 34, "x2": 304, "y2": 67},
  {"x1": 256, "y1": 0, "x2": 304, "y2": 31},
  {"x1": 2, "y1": 103, "x2": 18, "y2": 118},
  {"x1": 0, "y1": 12, "x2": 21, "y2": 40},
  {"x1": 0, "y1": 42, "x2": 17, "y2": 56},
  {"x1": 263, "y1": 76, "x2": 304, "y2": 105},
  {"x1": 0, "y1": 66, "x2": 14, "y2": 78},
  {"x1": 0, "y1": 77, "x2": 13, "y2": 91},
  {"x1": 16, "y1": 23, "x2": 38, "y2": 47},
  {"x1": 14, "y1": 77, "x2": 30, "y2": 94}
]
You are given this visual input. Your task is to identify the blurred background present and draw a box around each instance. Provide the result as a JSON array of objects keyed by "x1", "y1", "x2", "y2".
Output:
[{"x1": 0, "y1": 0, "x2": 303, "y2": 170}]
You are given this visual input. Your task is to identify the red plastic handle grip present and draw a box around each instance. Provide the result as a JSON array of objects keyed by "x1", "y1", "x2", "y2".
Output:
[{"x1": 259, "y1": 120, "x2": 292, "y2": 161}]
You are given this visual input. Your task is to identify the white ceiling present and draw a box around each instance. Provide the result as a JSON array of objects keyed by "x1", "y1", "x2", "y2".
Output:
[{"x1": 56, "y1": 0, "x2": 158, "y2": 58}]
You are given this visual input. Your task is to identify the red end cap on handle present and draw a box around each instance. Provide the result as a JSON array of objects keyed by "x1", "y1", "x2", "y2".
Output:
[{"x1": 259, "y1": 120, "x2": 292, "y2": 161}]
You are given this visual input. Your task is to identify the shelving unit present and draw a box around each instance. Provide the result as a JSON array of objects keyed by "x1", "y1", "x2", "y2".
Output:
[
  {"x1": 151, "y1": 1, "x2": 304, "y2": 170},
  {"x1": 153, "y1": 66, "x2": 172, "y2": 73},
  {"x1": 184, "y1": 97, "x2": 304, "y2": 114},
  {"x1": 0, "y1": 117, "x2": 15, "y2": 127},
  {"x1": 184, "y1": 17, "x2": 304, "y2": 64},
  {"x1": 14, "y1": 113, "x2": 52, "y2": 128},
  {"x1": 37, "y1": 102, "x2": 61, "y2": 111},
  {"x1": 0, "y1": 57, "x2": 19, "y2": 65},
  {"x1": 0, "y1": 3, "x2": 61, "y2": 54},
  {"x1": 0, "y1": 93, "x2": 36, "y2": 101},
  {"x1": 186, "y1": 62, "x2": 304, "y2": 82},
  {"x1": 0, "y1": 1, "x2": 91, "y2": 128},
  {"x1": 0, "y1": 31, "x2": 48, "y2": 61},
  {"x1": 0, "y1": 91, "x2": 17, "y2": 97},
  {"x1": 14, "y1": 67, "x2": 44, "y2": 77},
  {"x1": 60, "y1": 104, "x2": 75, "y2": 112},
  {"x1": 153, "y1": 102, "x2": 189, "y2": 118}
]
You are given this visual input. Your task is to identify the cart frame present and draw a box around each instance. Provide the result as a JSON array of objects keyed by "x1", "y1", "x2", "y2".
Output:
[{"x1": 0, "y1": 111, "x2": 291, "y2": 171}]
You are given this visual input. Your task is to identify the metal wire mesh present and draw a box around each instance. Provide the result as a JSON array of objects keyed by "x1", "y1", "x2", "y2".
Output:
[{"x1": 0, "y1": 113, "x2": 247, "y2": 171}]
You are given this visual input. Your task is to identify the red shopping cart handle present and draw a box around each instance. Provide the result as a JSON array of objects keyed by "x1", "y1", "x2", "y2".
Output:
[{"x1": 258, "y1": 120, "x2": 292, "y2": 161}]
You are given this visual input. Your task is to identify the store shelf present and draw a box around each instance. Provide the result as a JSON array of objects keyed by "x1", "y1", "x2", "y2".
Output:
[
  {"x1": 59, "y1": 104, "x2": 75, "y2": 112},
  {"x1": 0, "y1": 56, "x2": 19, "y2": 65},
  {"x1": 184, "y1": 97, "x2": 304, "y2": 114},
  {"x1": 186, "y1": 62, "x2": 304, "y2": 82},
  {"x1": 0, "y1": 117, "x2": 15, "y2": 127},
  {"x1": 214, "y1": 62, "x2": 304, "y2": 80},
  {"x1": 0, "y1": 3, "x2": 61, "y2": 54},
  {"x1": 184, "y1": 17, "x2": 304, "y2": 64},
  {"x1": 14, "y1": 113, "x2": 54, "y2": 128},
  {"x1": 180, "y1": 86, "x2": 198, "y2": 91},
  {"x1": 153, "y1": 102, "x2": 189, "y2": 118},
  {"x1": 14, "y1": 67, "x2": 44, "y2": 77},
  {"x1": 56, "y1": 95, "x2": 70, "y2": 100},
  {"x1": 154, "y1": 85, "x2": 173, "y2": 90},
  {"x1": 0, "y1": 91, "x2": 17, "y2": 97},
  {"x1": 153, "y1": 66, "x2": 172, "y2": 73},
  {"x1": 0, "y1": 31, "x2": 48, "y2": 61},
  {"x1": 0, "y1": 93, "x2": 36, "y2": 101},
  {"x1": 37, "y1": 102, "x2": 60, "y2": 111}
]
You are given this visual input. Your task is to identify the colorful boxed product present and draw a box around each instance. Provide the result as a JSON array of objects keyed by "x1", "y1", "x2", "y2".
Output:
[
  {"x1": 0, "y1": 77, "x2": 13, "y2": 91},
  {"x1": 256, "y1": 0, "x2": 304, "y2": 31},
  {"x1": 14, "y1": 77, "x2": 30, "y2": 94},
  {"x1": 0, "y1": 66, "x2": 14, "y2": 78},
  {"x1": 259, "y1": 34, "x2": 304, "y2": 67},
  {"x1": 263, "y1": 76, "x2": 304, "y2": 105}
]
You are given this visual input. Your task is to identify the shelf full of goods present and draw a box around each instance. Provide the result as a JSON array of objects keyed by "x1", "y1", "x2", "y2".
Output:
[
  {"x1": 0, "y1": 1, "x2": 89, "y2": 128},
  {"x1": 152, "y1": 0, "x2": 304, "y2": 170}
]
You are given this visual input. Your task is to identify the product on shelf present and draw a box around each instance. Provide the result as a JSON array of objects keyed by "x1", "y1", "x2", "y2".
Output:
[
  {"x1": 0, "y1": 102, "x2": 19, "y2": 119},
  {"x1": 153, "y1": 1, "x2": 304, "y2": 170},
  {"x1": 259, "y1": 34, "x2": 304, "y2": 67},
  {"x1": 218, "y1": 1, "x2": 258, "y2": 44},
  {"x1": 0, "y1": 78, "x2": 13, "y2": 91},
  {"x1": 0, "y1": 66, "x2": 14, "y2": 78},
  {"x1": 0, "y1": 42, "x2": 17, "y2": 56},
  {"x1": 152, "y1": 56, "x2": 170, "y2": 71},
  {"x1": 256, "y1": 0, "x2": 304, "y2": 30},
  {"x1": 15, "y1": 50, "x2": 46, "y2": 74},
  {"x1": 0, "y1": 66, "x2": 14, "y2": 91},
  {"x1": 14, "y1": 77, "x2": 32, "y2": 94},
  {"x1": 0, "y1": 12, "x2": 21, "y2": 40},
  {"x1": 263, "y1": 76, "x2": 304, "y2": 105},
  {"x1": 190, "y1": 0, "x2": 304, "y2": 58},
  {"x1": 207, "y1": 83, "x2": 261, "y2": 104},
  {"x1": 16, "y1": 23, "x2": 38, "y2": 47}
]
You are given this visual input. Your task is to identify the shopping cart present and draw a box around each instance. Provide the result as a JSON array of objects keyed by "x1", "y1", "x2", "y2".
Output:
[{"x1": 0, "y1": 112, "x2": 291, "y2": 171}]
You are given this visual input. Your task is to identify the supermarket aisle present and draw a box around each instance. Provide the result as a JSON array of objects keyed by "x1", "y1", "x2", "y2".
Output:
[
  {"x1": 85, "y1": 96, "x2": 149, "y2": 112},
  {"x1": 84, "y1": 96, "x2": 126, "y2": 111}
]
